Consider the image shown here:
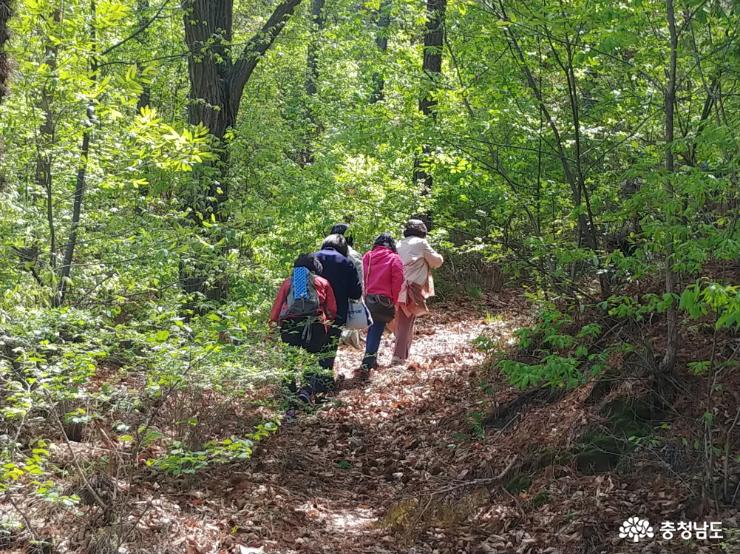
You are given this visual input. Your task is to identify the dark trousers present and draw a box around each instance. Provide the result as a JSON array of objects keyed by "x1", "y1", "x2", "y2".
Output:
[
  {"x1": 280, "y1": 319, "x2": 334, "y2": 397},
  {"x1": 362, "y1": 321, "x2": 386, "y2": 368},
  {"x1": 318, "y1": 324, "x2": 342, "y2": 370},
  {"x1": 280, "y1": 318, "x2": 328, "y2": 353}
]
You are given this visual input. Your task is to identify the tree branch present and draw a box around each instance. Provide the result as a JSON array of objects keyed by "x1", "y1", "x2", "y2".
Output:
[
  {"x1": 99, "y1": 0, "x2": 171, "y2": 58},
  {"x1": 229, "y1": 0, "x2": 303, "y2": 114}
]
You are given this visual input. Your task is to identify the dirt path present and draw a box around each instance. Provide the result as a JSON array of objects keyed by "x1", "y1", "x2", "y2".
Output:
[
  {"x1": 84, "y1": 293, "x2": 733, "y2": 554},
  {"x1": 155, "y1": 297, "x2": 527, "y2": 554}
]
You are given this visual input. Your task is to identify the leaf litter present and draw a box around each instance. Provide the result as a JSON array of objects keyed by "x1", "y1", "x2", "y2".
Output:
[{"x1": 3, "y1": 291, "x2": 737, "y2": 553}]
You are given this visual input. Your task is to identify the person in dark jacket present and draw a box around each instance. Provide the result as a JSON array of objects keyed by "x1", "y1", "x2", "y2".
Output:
[
  {"x1": 313, "y1": 234, "x2": 362, "y2": 371},
  {"x1": 330, "y1": 223, "x2": 364, "y2": 349}
]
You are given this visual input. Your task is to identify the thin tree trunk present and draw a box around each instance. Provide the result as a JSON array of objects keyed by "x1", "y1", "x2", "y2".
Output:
[
  {"x1": 659, "y1": 0, "x2": 678, "y2": 372},
  {"x1": 413, "y1": 0, "x2": 446, "y2": 226},
  {"x1": 0, "y1": 0, "x2": 11, "y2": 191},
  {"x1": 56, "y1": 121, "x2": 92, "y2": 306},
  {"x1": 135, "y1": 0, "x2": 151, "y2": 112},
  {"x1": 37, "y1": 7, "x2": 61, "y2": 272},
  {"x1": 305, "y1": 0, "x2": 324, "y2": 98},
  {"x1": 302, "y1": 0, "x2": 324, "y2": 165},
  {"x1": 55, "y1": 0, "x2": 97, "y2": 307},
  {"x1": 0, "y1": 0, "x2": 11, "y2": 103},
  {"x1": 370, "y1": 0, "x2": 391, "y2": 103}
]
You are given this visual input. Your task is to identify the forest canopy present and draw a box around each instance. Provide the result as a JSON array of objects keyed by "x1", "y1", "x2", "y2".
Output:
[{"x1": 0, "y1": 0, "x2": 738, "y2": 552}]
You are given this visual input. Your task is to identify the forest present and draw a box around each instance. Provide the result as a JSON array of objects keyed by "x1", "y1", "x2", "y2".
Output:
[{"x1": 0, "y1": 0, "x2": 738, "y2": 552}]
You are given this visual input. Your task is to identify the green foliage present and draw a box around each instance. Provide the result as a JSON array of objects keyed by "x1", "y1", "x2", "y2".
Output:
[
  {"x1": 680, "y1": 281, "x2": 739, "y2": 330},
  {"x1": 490, "y1": 307, "x2": 608, "y2": 389},
  {"x1": 149, "y1": 423, "x2": 278, "y2": 476},
  {"x1": 0, "y1": 0, "x2": 737, "y2": 542}
]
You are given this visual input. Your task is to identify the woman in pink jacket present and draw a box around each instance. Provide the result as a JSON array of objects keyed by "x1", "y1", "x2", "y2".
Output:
[{"x1": 360, "y1": 233, "x2": 404, "y2": 373}]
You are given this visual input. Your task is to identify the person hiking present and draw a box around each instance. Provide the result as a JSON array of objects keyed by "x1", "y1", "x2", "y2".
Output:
[
  {"x1": 330, "y1": 223, "x2": 363, "y2": 288},
  {"x1": 314, "y1": 234, "x2": 363, "y2": 372},
  {"x1": 392, "y1": 219, "x2": 444, "y2": 364},
  {"x1": 360, "y1": 233, "x2": 403, "y2": 373},
  {"x1": 330, "y1": 223, "x2": 364, "y2": 349},
  {"x1": 269, "y1": 254, "x2": 337, "y2": 402}
]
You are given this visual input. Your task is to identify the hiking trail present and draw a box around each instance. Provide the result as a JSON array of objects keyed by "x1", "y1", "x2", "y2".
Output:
[{"x1": 145, "y1": 295, "x2": 530, "y2": 554}]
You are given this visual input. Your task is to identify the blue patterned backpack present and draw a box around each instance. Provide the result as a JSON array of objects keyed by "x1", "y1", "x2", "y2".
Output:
[{"x1": 282, "y1": 267, "x2": 321, "y2": 319}]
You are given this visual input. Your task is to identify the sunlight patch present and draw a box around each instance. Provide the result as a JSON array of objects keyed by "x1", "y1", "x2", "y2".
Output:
[{"x1": 295, "y1": 501, "x2": 376, "y2": 534}]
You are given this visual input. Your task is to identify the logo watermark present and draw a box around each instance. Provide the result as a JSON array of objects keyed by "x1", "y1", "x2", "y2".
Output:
[
  {"x1": 619, "y1": 517, "x2": 654, "y2": 543},
  {"x1": 618, "y1": 516, "x2": 724, "y2": 543}
]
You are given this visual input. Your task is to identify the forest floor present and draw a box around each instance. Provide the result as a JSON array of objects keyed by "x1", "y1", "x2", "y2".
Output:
[
  {"x1": 7, "y1": 293, "x2": 737, "y2": 553},
  {"x1": 140, "y1": 294, "x2": 530, "y2": 554},
  {"x1": 122, "y1": 292, "x2": 736, "y2": 554}
]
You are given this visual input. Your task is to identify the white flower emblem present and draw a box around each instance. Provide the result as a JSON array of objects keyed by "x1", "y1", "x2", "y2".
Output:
[{"x1": 619, "y1": 516, "x2": 655, "y2": 543}]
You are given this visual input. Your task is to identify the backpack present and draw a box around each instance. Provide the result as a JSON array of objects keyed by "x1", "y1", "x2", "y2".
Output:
[{"x1": 282, "y1": 267, "x2": 321, "y2": 319}]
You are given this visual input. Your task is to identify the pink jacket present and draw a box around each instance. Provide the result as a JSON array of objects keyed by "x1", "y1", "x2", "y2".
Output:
[{"x1": 362, "y1": 246, "x2": 404, "y2": 303}]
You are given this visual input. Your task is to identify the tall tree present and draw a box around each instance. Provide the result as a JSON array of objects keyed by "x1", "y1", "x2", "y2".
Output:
[
  {"x1": 182, "y1": 0, "x2": 303, "y2": 221},
  {"x1": 36, "y1": 6, "x2": 61, "y2": 274},
  {"x1": 135, "y1": 0, "x2": 151, "y2": 112},
  {"x1": 659, "y1": 0, "x2": 678, "y2": 372},
  {"x1": 302, "y1": 0, "x2": 324, "y2": 165},
  {"x1": 55, "y1": 0, "x2": 97, "y2": 307},
  {"x1": 369, "y1": 0, "x2": 391, "y2": 103},
  {"x1": 413, "y1": 0, "x2": 445, "y2": 225},
  {"x1": 0, "y1": 0, "x2": 10, "y2": 103},
  {"x1": 305, "y1": 0, "x2": 324, "y2": 99}
]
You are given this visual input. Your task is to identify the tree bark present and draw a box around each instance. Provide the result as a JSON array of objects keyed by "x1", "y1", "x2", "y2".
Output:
[
  {"x1": 419, "y1": 0, "x2": 445, "y2": 118},
  {"x1": 180, "y1": 0, "x2": 302, "y2": 298},
  {"x1": 55, "y1": 0, "x2": 97, "y2": 307},
  {"x1": 301, "y1": 0, "x2": 324, "y2": 165},
  {"x1": 36, "y1": 7, "x2": 61, "y2": 273},
  {"x1": 135, "y1": 0, "x2": 151, "y2": 112},
  {"x1": 0, "y1": 0, "x2": 11, "y2": 103},
  {"x1": 413, "y1": 0, "x2": 446, "y2": 227},
  {"x1": 305, "y1": 0, "x2": 324, "y2": 98},
  {"x1": 182, "y1": 0, "x2": 303, "y2": 218},
  {"x1": 659, "y1": 0, "x2": 678, "y2": 373},
  {"x1": 369, "y1": 0, "x2": 391, "y2": 103},
  {"x1": 55, "y1": 123, "x2": 91, "y2": 307}
]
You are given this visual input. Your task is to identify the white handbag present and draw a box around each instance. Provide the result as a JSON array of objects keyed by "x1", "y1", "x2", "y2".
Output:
[{"x1": 345, "y1": 299, "x2": 373, "y2": 330}]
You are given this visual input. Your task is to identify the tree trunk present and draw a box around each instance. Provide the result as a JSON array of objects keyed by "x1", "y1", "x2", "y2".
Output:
[
  {"x1": 180, "y1": 0, "x2": 303, "y2": 298},
  {"x1": 182, "y1": 0, "x2": 303, "y2": 218},
  {"x1": 135, "y1": 0, "x2": 151, "y2": 112},
  {"x1": 55, "y1": 123, "x2": 92, "y2": 307},
  {"x1": 413, "y1": 0, "x2": 446, "y2": 227},
  {"x1": 37, "y1": 7, "x2": 61, "y2": 274},
  {"x1": 301, "y1": 0, "x2": 324, "y2": 165},
  {"x1": 0, "y1": 0, "x2": 11, "y2": 103},
  {"x1": 370, "y1": 0, "x2": 391, "y2": 103},
  {"x1": 305, "y1": 0, "x2": 324, "y2": 98},
  {"x1": 55, "y1": 0, "x2": 97, "y2": 307},
  {"x1": 659, "y1": 0, "x2": 678, "y2": 373}
]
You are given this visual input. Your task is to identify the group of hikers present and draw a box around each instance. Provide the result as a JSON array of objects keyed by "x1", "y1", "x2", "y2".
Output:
[{"x1": 269, "y1": 219, "x2": 444, "y2": 403}]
